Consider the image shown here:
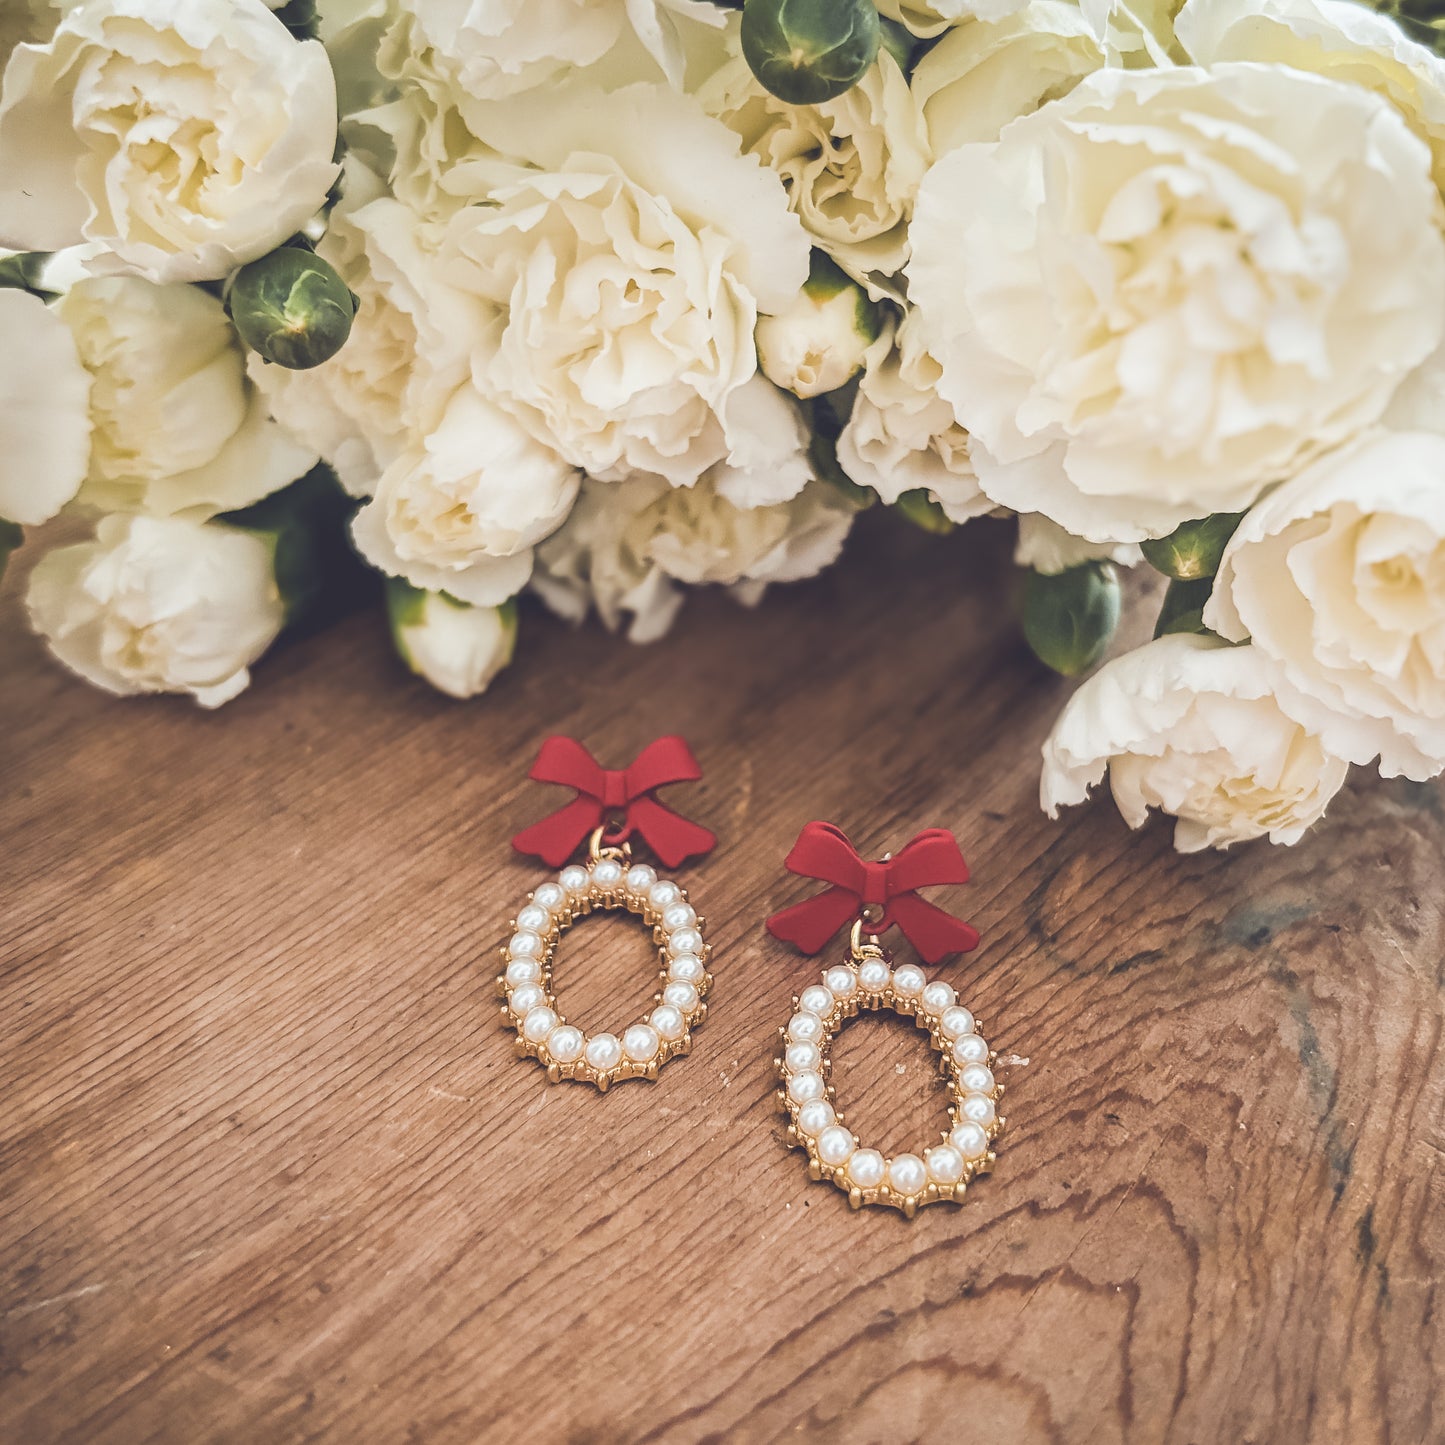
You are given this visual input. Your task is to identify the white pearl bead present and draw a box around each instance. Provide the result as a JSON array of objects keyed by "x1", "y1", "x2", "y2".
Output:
[
  {"x1": 857, "y1": 958, "x2": 891, "y2": 992},
  {"x1": 668, "y1": 954, "x2": 704, "y2": 983},
  {"x1": 939, "y1": 1006, "x2": 976, "y2": 1040},
  {"x1": 667, "y1": 928, "x2": 703, "y2": 957},
  {"x1": 887, "y1": 1153, "x2": 928, "y2": 1197},
  {"x1": 622, "y1": 1024, "x2": 660, "y2": 1062},
  {"x1": 591, "y1": 858, "x2": 624, "y2": 888},
  {"x1": 960, "y1": 1063, "x2": 995, "y2": 1095},
  {"x1": 584, "y1": 1033, "x2": 622, "y2": 1070},
  {"x1": 532, "y1": 882, "x2": 566, "y2": 912},
  {"x1": 950, "y1": 1121, "x2": 989, "y2": 1160},
  {"x1": 785, "y1": 1041, "x2": 820, "y2": 1073},
  {"x1": 650, "y1": 1005, "x2": 686, "y2": 1042},
  {"x1": 891, "y1": 965, "x2": 925, "y2": 997},
  {"x1": 796, "y1": 1099, "x2": 835, "y2": 1136},
  {"x1": 625, "y1": 864, "x2": 657, "y2": 895},
  {"x1": 515, "y1": 904, "x2": 550, "y2": 934},
  {"x1": 798, "y1": 985, "x2": 834, "y2": 1017},
  {"x1": 504, "y1": 958, "x2": 541, "y2": 987},
  {"x1": 816, "y1": 1126, "x2": 855, "y2": 1167},
  {"x1": 786, "y1": 1012, "x2": 823, "y2": 1043},
  {"x1": 648, "y1": 879, "x2": 681, "y2": 909},
  {"x1": 522, "y1": 1006, "x2": 558, "y2": 1043},
  {"x1": 787, "y1": 1071, "x2": 826, "y2": 1104},
  {"x1": 508, "y1": 982, "x2": 546, "y2": 1016},
  {"x1": 926, "y1": 1145, "x2": 965, "y2": 1184},
  {"x1": 559, "y1": 865, "x2": 590, "y2": 895},
  {"x1": 508, "y1": 930, "x2": 543, "y2": 959},
  {"x1": 824, "y1": 966, "x2": 857, "y2": 997},
  {"x1": 952, "y1": 1033, "x2": 989, "y2": 1066},
  {"x1": 662, "y1": 980, "x2": 700, "y2": 1013},
  {"x1": 920, "y1": 981, "x2": 956, "y2": 1015},
  {"x1": 961, "y1": 1092, "x2": 997, "y2": 1127},
  {"x1": 661, "y1": 903, "x2": 696, "y2": 932},
  {"x1": 547, "y1": 1025, "x2": 584, "y2": 1063},
  {"x1": 846, "y1": 1149, "x2": 885, "y2": 1189}
]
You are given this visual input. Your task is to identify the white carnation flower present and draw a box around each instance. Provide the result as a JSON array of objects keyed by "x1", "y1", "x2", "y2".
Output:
[
  {"x1": 388, "y1": 584, "x2": 518, "y2": 700},
  {"x1": 878, "y1": 0, "x2": 1028, "y2": 40},
  {"x1": 837, "y1": 317, "x2": 990, "y2": 523},
  {"x1": 534, "y1": 473, "x2": 853, "y2": 642},
  {"x1": 907, "y1": 64, "x2": 1445, "y2": 544},
  {"x1": 1178, "y1": 0, "x2": 1445, "y2": 193},
  {"x1": 249, "y1": 183, "x2": 476, "y2": 499},
  {"x1": 351, "y1": 388, "x2": 580, "y2": 607},
  {"x1": 0, "y1": 0, "x2": 339, "y2": 283},
  {"x1": 1015, "y1": 515, "x2": 1142, "y2": 574},
  {"x1": 699, "y1": 31, "x2": 930, "y2": 296},
  {"x1": 25, "y1": 514, "x2": 284, "y2": 707},
  {"x1": 1041, "y1": 634, "x2": 1350, "y2": 849},
  {"x1": 0, "y1": 287, "x2": 91, "y2": 526},
  {"x1": 57, "y1": 276, "x2": 315, "y2": 517},
  {"x1": 1207, "y1": 429, "x2": 1445, "y2": 780},
  {"x1": 437, "y1": 82, "x2": 808, "y2": 488}
]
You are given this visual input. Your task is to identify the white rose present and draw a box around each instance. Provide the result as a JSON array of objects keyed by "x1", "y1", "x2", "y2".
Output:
[
  {"x1": 836, "y1": 316, "x2": 990, "y2": 523},
  {"x1": 0, "y1": 0, "x2": 339, "y2": 283},
  {"x1": 907, "y1": 64, "x2": 1445, "y2": 544},
  {"x1": 25, "y1": 513, "x2": 285, "y2": 707},
  {"x1": 387, "y1": 582, "x2": 518, "y2": 700},
  {"x1": 249, "y1": 183, "x2": 477, "y2": 498},
  {"x1": 699, "y1": 34, "x2": 930, "y2": 296},
  {"x1": 351, "y1": 388, "x2": 580, "y2": 607},
  {"x1": 534, "y1": 473, "x2": 853, "y2": 642},
  {"x1": 1178, "y1": 0, "x2": 1445, "y2": 194},
  {"x1": 56, "y1": 276, "x2": 315, "y2": 516},
  {"x1": 437, "y1": 82, "x2": 808, "y2": 488},
  {"x1": 1206, "y1": 429, "x2": 1445, "y2": 780},
  {"x1": 0, "y1": 287, "x2": 91, "y2": 526},
  {"x1": 1041, "y1": 634, "x2": 1350, "y2": 849}
]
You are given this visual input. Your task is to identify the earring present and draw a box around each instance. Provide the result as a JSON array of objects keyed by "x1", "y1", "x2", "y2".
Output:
[
  {"x1": 501, "y1": 736, "x2": 716, "y2": 1090},
  {"x1": 766, "y1": 822, "x2": 1005, "y2": 1216}
]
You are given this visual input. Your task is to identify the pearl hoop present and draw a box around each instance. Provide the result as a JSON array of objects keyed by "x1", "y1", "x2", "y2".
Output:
[
  {"x1": 777, "y1": 944, "x2": 1003, "y2": 1215},
  {"x1": 499, "y1": 852, "x2": 711, "y2": 1089}
]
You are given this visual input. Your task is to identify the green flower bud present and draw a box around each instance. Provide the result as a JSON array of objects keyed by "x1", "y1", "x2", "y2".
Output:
[
  {"x1": 0, "y1": 519, "x2": 21, "y2": 582},
  {"x1": 893, "y1": 489, "x2": 954, "y2": 535},
  {"x1": 387, "y1": 581, "x2": 518, "y2": 699},
  {"x1": 741, "y1": 0, "x2": 881, "y2": 105},
  {"x1": 228, "y1": 244, "x2": 356, "y2": 370},
  {"x1": 756, "y1": 252, "x2": 881, "y2": 398},
  {"x1": 1139, "y1": 511, "x2": 1245, "y2": 581},
  {"x1": 1153, "y1": 576, "x2": 1217, "y2": 639},
  {"x1": 0, "y1": 251, "x2": 54, "y2": 299},
  {"x1": 1022, "y1": 561, "x2": 1121, "y2": 676}
]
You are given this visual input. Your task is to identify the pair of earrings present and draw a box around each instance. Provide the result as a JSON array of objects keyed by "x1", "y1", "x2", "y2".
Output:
[{"x1": 497, "y1": 736, "x2": 1005, "y2": 1216}]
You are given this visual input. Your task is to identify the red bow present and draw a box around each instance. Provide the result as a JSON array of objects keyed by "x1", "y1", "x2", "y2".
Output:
[
  {"x1": 765, "y1": 822, "x2": 979, "y2": 963},
  {"x1": 511, "y1": 736, "x2": 715, "y2": 869}
]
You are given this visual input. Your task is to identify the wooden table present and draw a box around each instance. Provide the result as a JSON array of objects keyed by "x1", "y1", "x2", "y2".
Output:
[{"x1": 2, "y1": 516, "x2": 1441, "y2": 1444}]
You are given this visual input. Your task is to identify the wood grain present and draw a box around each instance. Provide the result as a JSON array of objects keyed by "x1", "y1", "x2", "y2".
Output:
[{"x1": 1, "y1": 514, "x2": 1441, "y2": 1445}]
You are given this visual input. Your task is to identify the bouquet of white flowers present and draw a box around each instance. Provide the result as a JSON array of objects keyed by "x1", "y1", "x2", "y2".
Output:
[{"x1": 3, "y1": 0, "x2": 1443, "y2": 850}]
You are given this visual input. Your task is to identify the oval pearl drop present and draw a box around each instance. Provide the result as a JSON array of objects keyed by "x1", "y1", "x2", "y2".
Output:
[
  {"x1": 796, "y1": 1099, "x2": 835, "y2": 1136},
  {"x1": 926, "y1": 1145, "x2": 965, "y2": 1183},
  {"x1": 950, "y1": 1121, "x2": 989, "y2": 1160},
  {"x1": 891, "y1": 965, "x2": 925, "y2": 997},
  {"x1": 622, "y1": 1024, "x2": 660, "y2": 1062},
  {"x1": 960, "y1": 1064, "x2": 995, "y2": 1095},
  {"x1": 584, "y1": 1033, "x2": 622, "y2": 1070},
  {"x1": 522, "y1": 1006, "x2": 558, "y2": 1043},
  {"x1": 798, "y1": 985, "x2": 834, "y2": 1017},
  {"x1": 816, "y1": 1126, "x2": 855, "y2": 1167},
  {"x1": 887, "y1": 1153, "x2": 927, "y2": 1197},
  {"x1": 787, "y1": 1072, "x2": 825, "y2": 1104},
  {"x1": 952, "y1": 1033, "x2": 989, "y2": 1066},
  {"x1": 846, "y1": 1149, "x2": 885, "y2": 1189},
  {"x1": 547, "y1": 1025, "x2": 584, "y2": 1063},
  {"x1": 650, "y1": 1005, "x2": 686, "y2": 1042},
  {"x1": 785, "y1": 1041, "x2": 820, "y2": 1073},
  {"x1": 920, "y1": 981, "x2": 956, "y2": 1015},
  {"x1": 939, "y1": 1006, "x2": 976, "y2": 1040}
]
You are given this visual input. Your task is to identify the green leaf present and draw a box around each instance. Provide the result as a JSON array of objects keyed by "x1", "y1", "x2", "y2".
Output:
[
  {"x1": 1153, "y1": 576, "x2": 1217, "y2": 639},
  {"x1": 894, "y1": 490, "x2": 954, "y2": 535},
  {"x1": 0, "y1": 519, "x2": 22, "y2": 582},
  {"x1": 1140, "y1": 512, "x2": 1246, "y2": 581},
  {"x1": 1022, "y1": 562, "x2": 1121, "y2": 676},
  {"x1": 741, "y1": 0, "x2": 881, "y2": 104}
]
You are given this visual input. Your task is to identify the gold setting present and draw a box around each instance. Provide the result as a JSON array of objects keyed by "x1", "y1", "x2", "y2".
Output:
[
  {"x1": 777, "y1": 940, "x2": 1004, "y2": 1217},
  {"x1": 498, "y1": 852, "x2": 712, "y2": 1090}
]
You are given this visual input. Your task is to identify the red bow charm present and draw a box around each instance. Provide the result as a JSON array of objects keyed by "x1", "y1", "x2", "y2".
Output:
[
  {"x1": 511, "y1": 736, "x2": 716, "y2": 869},
  {"x1": 766, "y1": 822, "x2": 979, "y2": 964}
]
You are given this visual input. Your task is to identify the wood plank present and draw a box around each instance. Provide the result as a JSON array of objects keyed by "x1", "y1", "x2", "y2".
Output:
[{"x1": 1, "y1": 514, "x2": 1441, "y2": 1444}]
